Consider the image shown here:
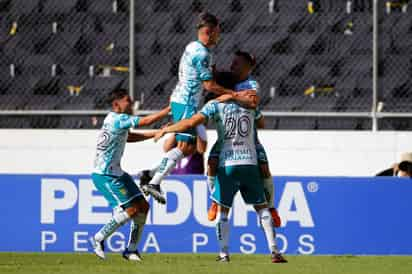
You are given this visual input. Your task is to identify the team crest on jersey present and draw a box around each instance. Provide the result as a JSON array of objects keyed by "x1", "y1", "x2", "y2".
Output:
[{"x1": 120, "y1": 188, "x2": 128, "y2": 195}]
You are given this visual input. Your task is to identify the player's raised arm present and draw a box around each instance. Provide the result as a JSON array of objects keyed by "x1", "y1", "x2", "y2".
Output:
[
  {"x1": 138, "y1": 105, "x2": 171, "y2": 127},
  {"x1": 127, "y1": 130, "x2": 158, "y2": 143},
  {"x1": 202, "y1": 79, "x2": 235, "y2": 96},
  {"x1": 154, "y1": 113, "x2": 206, "y2": 142},
  {"x1": 233, "y1": 92, "x2": 258, "y2": 109}
]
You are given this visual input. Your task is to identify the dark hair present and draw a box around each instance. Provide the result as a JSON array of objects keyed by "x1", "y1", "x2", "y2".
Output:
[
  {"x1": 196, "y1": 12, "x2": 219, "y2": 29},
  {"x1": 399, "y1": 161, "x2": 412, "y2": 175},
  {"x1": 107, "y1": 89, "x2": 128, "y2": 104},
  {"x1": 204, "y1": 92, "x2": 218, "y2": 104},
  {"x1": 235, "y1": 50, "x2": 256, "y2": 68}
]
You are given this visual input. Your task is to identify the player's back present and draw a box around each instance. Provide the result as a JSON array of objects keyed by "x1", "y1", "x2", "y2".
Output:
[
  {"x1": 170, "y1": 41, "x2": 212, "y2": 108},
  {"x1": 93, "y1": 112, "x2": 135, "y2": 176},
  {"x1": 202, "y1": 100, "x2": 258, "y2": 167}
]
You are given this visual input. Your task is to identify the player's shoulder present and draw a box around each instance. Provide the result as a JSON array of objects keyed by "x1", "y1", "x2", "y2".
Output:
[
  {"x1": 201, "y1": 99, "x2": 220, "y2": 116},
  {"x1": 186, "y1": 41, "x2": 209, "y2": 56}
]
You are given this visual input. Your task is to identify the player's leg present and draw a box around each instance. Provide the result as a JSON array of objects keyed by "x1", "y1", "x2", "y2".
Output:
[
  {"x1": 90, "y1": 173, "x2": 146, "y2": 260},
  {"x1": 142, "y1": 102, "x2": 197, "y2": 203},
  {"x1": 207, "y1": 143, "x2": 219, "y2": 221},
  {"x1": 237, "y1": 166, "x2": 287, "y2": 263},
  {"x1": 257, "y1": 143, "x2": 281, "y2": 227},
  {"x1": 120, "y1": 174, "x2": 150, "y2": 261},
  {"x1": 212, "y1": 166, "x2": 238, "y2": 262}
]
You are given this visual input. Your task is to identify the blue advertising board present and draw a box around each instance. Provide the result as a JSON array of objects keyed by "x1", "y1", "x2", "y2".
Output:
[{"x1": 0, "y1": 174, "x2": 411, "y2": 254}]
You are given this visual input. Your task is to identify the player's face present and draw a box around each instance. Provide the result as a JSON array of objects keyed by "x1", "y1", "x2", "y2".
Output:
[
  {"x1": 230, "y1": 56, "x2": 251, "y2": 79},
  {"x1": 115, "y1": 95, "x2": 133, "y2": 115},
  {"x1": 208, "y1": 25, "x2": 220, "y2": 46}
]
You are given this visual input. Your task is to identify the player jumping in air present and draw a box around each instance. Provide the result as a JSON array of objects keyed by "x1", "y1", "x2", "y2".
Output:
[
  {"x1": 207, "y1": 51, "x2": 281, "y2": 228},
  {"x1": 140, "y1": 12, "x2": 253, "y2": 204},
  {"x1": 90, "y1": 89, "x2": 170, "y2": 261},
  {"x1": 153, "y1": 94, "x2": 287, "y2": 263}
]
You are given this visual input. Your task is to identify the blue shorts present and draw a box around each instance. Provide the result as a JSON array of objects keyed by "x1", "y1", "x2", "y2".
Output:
[
  {"x1": 171, "y1": 102, "x2": 197, "y2": 144},
  {"x1": 211, "y1": 165, "x2": 266, "y2": 208},
  {"x1": 92, "y1": 172, "x2": 143, "y2": 209}
]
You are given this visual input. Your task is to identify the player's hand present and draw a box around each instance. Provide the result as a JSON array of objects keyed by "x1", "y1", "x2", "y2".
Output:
[
  {"x1": 236, "y1": 90, "x2": 256, "y2": 97},
  {"x1": 154, "y1": 129, "x2": 166, "y2": 142},
  {"x1": 216, "y1": 93, "x2": 234, "y2": 103}
]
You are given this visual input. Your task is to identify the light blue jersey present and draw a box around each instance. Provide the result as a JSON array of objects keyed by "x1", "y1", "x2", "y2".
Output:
[
  {"x1": 170, "y1": 41, "x2": 213, "y2": 108},
  {"x1": 93, "y1": 112, "x2": 140, "y2": 176},
  {"x1": 201, "y1": 100, "x2": 258, "y2": 167}
]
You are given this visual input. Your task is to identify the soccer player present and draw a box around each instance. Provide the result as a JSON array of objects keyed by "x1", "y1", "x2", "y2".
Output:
[
  {"x1": 207, "y1": 51, "x2": 281, "y2": 227},
  {"x1": 141, "y1": 12, "x2": 250, "y2": 204},
  {"x1": 153, "y1": 94, "x2": 287, "y2": 263},
  {"x1": 90, "y1": 89, "x2": 170, "y2": 261}
]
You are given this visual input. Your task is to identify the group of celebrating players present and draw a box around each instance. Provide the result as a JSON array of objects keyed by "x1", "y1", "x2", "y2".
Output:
[{"x1": 89, "y1": 12, "x2": 287, "y2": 263}]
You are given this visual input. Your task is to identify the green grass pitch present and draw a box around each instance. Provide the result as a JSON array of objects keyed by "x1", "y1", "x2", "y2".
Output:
[{"x1": 0, "y1": 253, "x2": 411, "y2": 274}]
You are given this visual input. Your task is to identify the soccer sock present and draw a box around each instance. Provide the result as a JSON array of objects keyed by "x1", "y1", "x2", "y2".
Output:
[
  {"x1": 94, "y1": 207, "x2": 130, "y2": 242},
  {"x1": 207, "y1": 176, "x2": 216, "y2": 193},
  {"x1": 258, "y1": 208, "x2": 279, "y2": 254},
  {"x1": 127, "y1": 212, "x2": 147, "y2": 251},
  {"x1": 216, "y1": 211, "x2": 230, "y2": 257},
  {"x1": 150, "y1": 148, "x2": 184, "y2": 185},
  {"x1": 263, "y1": 177, "x2": 275, "y2": 208}
]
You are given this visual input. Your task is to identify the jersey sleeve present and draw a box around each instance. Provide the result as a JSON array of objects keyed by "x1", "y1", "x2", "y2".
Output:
[
  {"x1": 200, "y1": 100, "x2": 218, "y2": 121},
  {"x1": 193, "y1": 51, "x2": 213, "y2": 81},
  {"x1": 114, "y1": 113, "x2": 141, "y2": 129}
]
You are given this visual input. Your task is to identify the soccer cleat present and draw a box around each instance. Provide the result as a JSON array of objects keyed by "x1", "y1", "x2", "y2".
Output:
[
  {"x1": 89, "y1": 237, "x2": 105, "y2": 260},
  {"x1": 207, "y1": 202, "x2": 218, "y2": 221},
  {"x1": 142, "y1": 184, "x2": 166, "y2": 204},
  {"x1": 216, "y1": 255, "x2": 230, "y2": 262},
  {"x1": 122, "y1": 249, "x2": 142, "y2": 261},
  {"x1": 269, "y1": 208, "x2": 282, "y2": 228},
  {"x1": 271, "y1": 252, "x2": 288, "y2": 263},
  {"x1": 138, "y1": 170, "x2": 152, "y2": 192}
]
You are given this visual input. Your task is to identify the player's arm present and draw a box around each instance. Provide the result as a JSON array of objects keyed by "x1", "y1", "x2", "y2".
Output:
[
  {"x1": 202, "y1": 79, "x2": 235, "y2": 96},
  {"x1": 138, "y1": 105, "x2": 171, "y2": 127},
  {"x1": 256, "y1": 115, "x2": 265, "y2": 129},
  {"x1": 127, "y1": 131, "x2": 158, "y2": 143},
  {"x1": 154, "y1": 114, "x2": 206, "y2": 142},
  {"x1": 195, "y1": 52, "x2": 235, "y2": 96}
]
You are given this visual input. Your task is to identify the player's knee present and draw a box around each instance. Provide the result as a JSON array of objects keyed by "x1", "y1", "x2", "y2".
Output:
[
  {"x1": 139, "y1": 199, "x2": 150, "y2": 215},
  {"x1": 125, "y1": 206, "x2": 138, "y2": 218},
  {"x1": 177, "y1": 141, "x2": 196, "y2": 156}
]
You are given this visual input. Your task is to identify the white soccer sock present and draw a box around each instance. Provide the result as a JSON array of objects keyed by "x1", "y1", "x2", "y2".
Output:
[
  {"x1": 207, "y1": 176, "x2": 216, "y2": 193},
  {"x1": 95, "y1": 207, "x2": 130, "y2": 242},
  {"x1": 127, "y1": 212, "x2": 147, "y2": 251},
  {"x1": 150, "y1": 148, "x2": 184, "y2": 185},
  {"x1": 216, "y1": 211, "x2": 230, "y2": 257},
  {"x1": 263, "y1": 177, "x2": 275, "y2": 208},
  {"x1": 258, "y1": 208, "x2": 279, "y2": 254}
]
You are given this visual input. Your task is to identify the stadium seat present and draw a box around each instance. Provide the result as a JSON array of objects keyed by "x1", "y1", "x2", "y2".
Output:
[
  {"x1": 9, "y1": 0, "x2": 39, "y2": 15},
  {"x1": 39, "y1": 0, "x2": 78, "y2": 14}
]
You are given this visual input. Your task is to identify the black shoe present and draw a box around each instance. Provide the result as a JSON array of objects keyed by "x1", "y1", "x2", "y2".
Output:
[
  {"x1": 216, "y1": 255, "x2": 230, "y2": 262},
  {"x1": 271, "y1": 252, "x2": 288, "y2": 263},
  {"x1": 139, "y1": 170, "x2": 152, "y2": 191},
  {"x1": 142, "y1": 184, "x2": 166, "y2": 204},
  {"x1": 122, "y1": 248, "x2": 142, "y2": 261}
]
